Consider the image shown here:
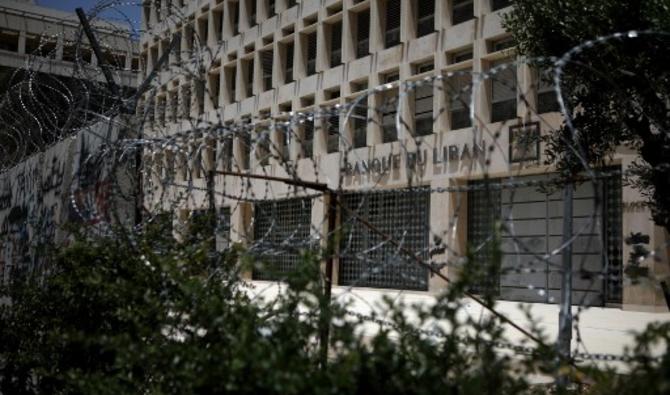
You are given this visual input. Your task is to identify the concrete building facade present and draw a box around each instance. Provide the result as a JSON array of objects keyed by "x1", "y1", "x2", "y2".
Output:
[{"x1": 139, "y1": 0, "x2": 669, "y2": 314}]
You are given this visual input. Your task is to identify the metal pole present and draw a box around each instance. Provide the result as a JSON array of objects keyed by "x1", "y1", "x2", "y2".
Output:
[
  {"x1": 319, "y1": 190, "x2": 337, "y2": 369},
  {"x1": 75, "y1": 8, "x2": 120, "y2": 98},
  {"x1": 207, "y1": 170, "x2": 217, "y2": 261},
  {"x1": 556, "y1": 180, "x2": 573, "y2": 387}
]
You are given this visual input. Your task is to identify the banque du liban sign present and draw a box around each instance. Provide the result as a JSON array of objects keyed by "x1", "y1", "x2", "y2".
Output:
[{"x1": 343, "y1": 139, "x2": 487, "y2": 176}]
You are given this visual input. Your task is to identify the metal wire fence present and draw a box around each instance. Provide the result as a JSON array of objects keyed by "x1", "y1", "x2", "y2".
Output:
[{"x1": 0, "y1": 0, "x2": 668, "y2": 372}]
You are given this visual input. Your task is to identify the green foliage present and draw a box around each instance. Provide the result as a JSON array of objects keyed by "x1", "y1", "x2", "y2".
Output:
[
  {"x1": 0, "y1": 218, "x2": 669, "y2": 394},
  {"x1": 503, "y1": 0, "x2": 670, "y2": 232}
]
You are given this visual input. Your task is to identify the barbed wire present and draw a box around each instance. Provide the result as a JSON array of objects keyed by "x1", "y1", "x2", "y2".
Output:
[{"x1": 0, "y1": 0, "x2": 668, "y2": 375}]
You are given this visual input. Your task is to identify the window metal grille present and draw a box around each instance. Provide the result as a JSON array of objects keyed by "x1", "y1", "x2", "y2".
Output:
[
  {"x1": 467, "y1": 180, "x2": 502, "y2": 296},
  {"x1": 490, "y1": 59, "x2": 517, "y2": 123},
  {"x1": 339, "y1": 188, "x2": 430, "y2": 291},
  {"x1": 261, "y1": 49, "x2": 273, "y2": 91},
  {"x1": 285, "y1": 42, "x2": 294, "y2": 83},
  {"x1": 491, "y1": 0, "x2": 511, "y2": 11},
  {"x1": 467, "y1": 171, "x2": 623, "y2": 305},
  {"x1": 252, "y1": 197, "x2": 313, "y2": 281},
  {"x1": 447, "y1": 72, "x2": 472, "y2": 130},
  {"x1": 417, "y1": 0, "x2": 435, "y2": 37},
  {"x1": 356, "y1": 9, "x2": 370, "y2": 58},
  {"x1": 452, "y1": 0, "x2": 474, "y2": 25},
  {"x1": 327, "y1": 114, "x2": 340, "y2": 153},
  {"x1": 306, "y1": 31, "x2": 317, "y2": 76},
  {"x1": 330, "y1": 22, "x2": 342, "y2": 67},
  {"x1": 385, "y1": 0, "x2": 401, "y2": 48},
  {"x1": 353, "y1": 104, "x2": 367, "y2": 148},
  {"x1": 603, "y1": 169, "x2": 623, "y2": 304},
  {"x1": 414, "y1": 84, "x2": 433, "y2": 136}
]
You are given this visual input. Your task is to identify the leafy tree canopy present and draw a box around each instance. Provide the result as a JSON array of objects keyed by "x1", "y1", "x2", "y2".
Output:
[{"x1": 504, "y1": 0, "x2": 670, "y2": 232}]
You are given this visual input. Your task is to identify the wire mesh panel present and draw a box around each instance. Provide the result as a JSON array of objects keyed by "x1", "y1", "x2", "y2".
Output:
[
  {"x1": 603, "y1": 169, "x2": 623, "y2": 303},
  {"x1": 252, "y1": 197, "x2": 313, "y2": 281},
  {"x1": 339, "y1": 188, "x2": 430, "y2": 291},
  {"x1": 467, "y1": 180, "x2": 502, "y2": 295},
  {"x1": 468, "y1": 171, "x2": 623, "y2": 305}
]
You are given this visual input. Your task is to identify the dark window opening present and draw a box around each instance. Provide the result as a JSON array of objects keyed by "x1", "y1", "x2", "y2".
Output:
[
  {"x1": 452, "y1": 0, "x2": 474, "y2": 25},
  {"x1": 490, "y1": 59, "x2": 517, "y2": 122},
  {"x1": 262, "y1": 49, "x2": 273, "y2": 91},
  {"x1": 330, "y1": 22, "x2": 342, "y2": 67},
  {"x1": 305, "y1": 31, "x2": 317, "y2": 76},
  {"x1": 356, "y1": 9, "x2": 370, "y2": 58},
  {"x1": 414, "y1": 84, "x2": 433, "y2": 136},
  {"x1": 447, "y1": 72, "x2": 472, "y2": 130},
  {"x1": 417, "y1": 0, "x2": 435, "y2": 37},
  {"x1": 327, "y1": 113, "x2": 340, "y2": 153},
  {"x1": 385, "y1": 0, "x2": 401, "y2": 48}
]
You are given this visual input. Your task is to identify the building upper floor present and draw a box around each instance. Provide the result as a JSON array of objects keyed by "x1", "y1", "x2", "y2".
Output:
[{"x1": 0, "y1": 0, "x2": 140, "y2": 86}]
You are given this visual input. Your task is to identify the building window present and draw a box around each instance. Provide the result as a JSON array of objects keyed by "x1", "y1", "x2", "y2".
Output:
[
  {"x1": 467, "y1": 171, "x2": 623, "y2": 305},
  {"x1": 256, "y1": 131, "x2": 271, "y2": 166},
  {"x1": 247, "y1": 0, "x2": 257, "y2": 28},
  {"x1": 232, "y1": 1, "x2": 240, "y2": 35},
  {"x1": 414, "y1": 84, "x2": 433, "y2": 136},
  {"x1": 329, "y1": 21, "x2": 343, "y2": 67},
  {"x1": 244, "y1": 57, "x2": 254, "y2": 98},
  {"x1": 208, "y1": 71, "x2": 220, "y2": 108},
  {"x1": 261, "y1": 49, "x2": 273, "y2": 91},
  {"x1": 216, "y1": 207, "x2": 232, "y2": 250},
  {"x1": 327, "y1": 112, "x2": 339, "y2": 153},
  {"x1": 446, "y1": 72, "x2": 472, "y2": 130},
  {"x1": 267, "y1": 0, "x2": 276, "y2": 17},
  {"x1": 356, "y1": 9, "x2": 370, "y2": 58},
  {"x1": 240, "y1": 132, "x2": 252, "y2": 171},
  {"x1": 452, "y1": 0, "x2": 474, "y2": 25},
  {"x1": 224, "y1": 64, "x2": 237, "y2": 103},
  {"x1": 339, "y1": 189, "x2": 430, "y2": 291},
  {"x1": 302, "y1": 117, "x2": 314, "y2": 158},
  {"x1": 416, "y1": 0, "x2": 435, "y2": 37},
  {"x1": 490, "y1": 59, "x2": 517, "y2": 123},
  {"x1": 489, "y1": 36, "x2": 515, "y2": 53},
  {"x1": 252, "y1": 197, "x2": 313, "y2": 281},
  {"x1": 213, "y1": 8, "x2": 223, "y2": 42},
  {"x1": 385, "y1": 0, "x2": 401, "y2": 48},
  {"x1": 283, "y1": 41, "x2": 294, "y2": 83},
  {"x1": 218, "y1": 136, "x2": 234, "y2": 171},
  {"x1": 536, "y1": 69, "x2": 560, "y2": 114},
  {"x1": 449, "y1": 47, "x2": 473, "y2": 64},
  {"x1": 305, "y1": 31, "x2": 317, "y2": 76},
  {"x1": 379, "y1": 73, "x2": 399, "y2": 143},
  {"x1": 352, "y1": 104, "x2": 367, "y2": 148},
  {"x1": 491, "y1": 0, "x2": 511, "y2": 11}
]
